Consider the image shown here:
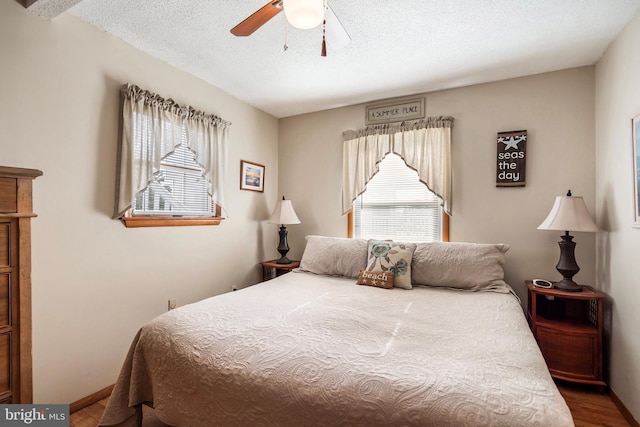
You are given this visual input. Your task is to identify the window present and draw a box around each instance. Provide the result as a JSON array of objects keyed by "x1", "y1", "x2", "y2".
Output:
[
  {"x1": 115, "y1": 84, "x2": 229, "y2": 227},
  {"x1": 133, "y1": 142, "x2": 214, "y2": 217},
  {"x1": 122, "y1": 118, "x2": 222, "y2": 228},
  {"x1": 350, "y1": 153, "x2": 448, "y2": 242}
]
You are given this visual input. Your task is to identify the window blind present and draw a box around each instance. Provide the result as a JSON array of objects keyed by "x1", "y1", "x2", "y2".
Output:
[
  {"x1": 353, "y1": 153, "x2": 442, "y2": 242},
  {"x1": 133, "y1": 142, "x2": 213, "y2": 216}
]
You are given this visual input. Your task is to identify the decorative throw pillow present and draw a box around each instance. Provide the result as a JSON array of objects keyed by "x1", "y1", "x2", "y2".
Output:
[
  {"x1": 356, "y1": 270, "x2": 395, "y2": 289},
  {"x1": 366, "y1": 240, "x2": 417, "y2": 290}
]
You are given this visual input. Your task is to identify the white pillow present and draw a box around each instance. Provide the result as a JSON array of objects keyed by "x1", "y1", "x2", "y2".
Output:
[
  {"x1": 299, "y1": 235, "x2": 368, "y2": 279},
  {"x1": 411, "y1": 242, "x2": 510, "y2": 292}
]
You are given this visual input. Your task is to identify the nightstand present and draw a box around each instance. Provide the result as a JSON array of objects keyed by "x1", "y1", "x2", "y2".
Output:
[
  {"x1": 260, "y1": 260, "x2": 300, "y2": 281},
  {"x1": 527, "y1": 280, "x2": 606, "y2": 386}
]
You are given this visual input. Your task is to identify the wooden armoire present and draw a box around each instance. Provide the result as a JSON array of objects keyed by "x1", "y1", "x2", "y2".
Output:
[{"x1": 0, "y1": 166, "x2": 42, "y2": 403}]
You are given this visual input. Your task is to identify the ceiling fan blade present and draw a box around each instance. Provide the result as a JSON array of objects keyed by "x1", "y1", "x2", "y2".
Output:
[
  {"x1": 325, "y1": 3, "x2": 351, "y2": 51},
  {"x1": 231, "y1": 0, "x2": 283, "y2": 37}
]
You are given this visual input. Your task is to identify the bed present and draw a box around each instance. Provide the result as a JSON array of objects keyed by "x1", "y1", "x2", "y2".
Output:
[{"x1": 99, "y1": 236, "x2": 574, "y2": 427}]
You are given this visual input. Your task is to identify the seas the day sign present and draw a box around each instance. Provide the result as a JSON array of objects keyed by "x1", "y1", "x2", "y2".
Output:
[{"x1": 496, "y1": 130, "x2": 527, "y2": 187}]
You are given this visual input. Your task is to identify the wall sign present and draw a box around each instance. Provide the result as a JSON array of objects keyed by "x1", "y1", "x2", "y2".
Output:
[
  {"x1": 496, "y1": 130, "x2": 527, "y2": 187},
  {"x1": 365, "y1": 97, "x2": 425, "y2": 125}
]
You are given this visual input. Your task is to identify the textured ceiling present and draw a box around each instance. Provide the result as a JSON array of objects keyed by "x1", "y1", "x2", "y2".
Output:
[{"x1": 25, "y1": 0, "x2": 640, "y2": 118}]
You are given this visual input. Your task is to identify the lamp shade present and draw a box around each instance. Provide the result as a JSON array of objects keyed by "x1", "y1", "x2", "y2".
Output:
[
  {"x1": 268, "y1": 199, "x2": 301, "y2": 225},
  {"x1": 537, "y1": 194, "x2": 597, "y2": 232},
  {"x1": 283, "y1": 0, "x2": 324, "y2": 29}
]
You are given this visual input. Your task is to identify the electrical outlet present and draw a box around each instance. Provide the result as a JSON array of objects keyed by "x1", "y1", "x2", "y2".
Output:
[{"x1": 168, "y1": 299, "x2": 177, "y2": 310}]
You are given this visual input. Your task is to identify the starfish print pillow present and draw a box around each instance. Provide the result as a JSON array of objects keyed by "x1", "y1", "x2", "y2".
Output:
[
  {"x1": 356, "y1": 270, "x2": 395, "y2": 289},
  {"x1": 366, "y1": 240, "x2": 417, "y2": 289}
]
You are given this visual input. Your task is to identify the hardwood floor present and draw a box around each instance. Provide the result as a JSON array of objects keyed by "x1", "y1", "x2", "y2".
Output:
[
  {"x1": 70, "y1": 382, "x2": 633, "y2": 427},
  {"x1": 558, "y1": 381, "x2": 633, "y2": 427},
  {"x1": 70, "y1": 397, "x2": 168, "y2": 427}
]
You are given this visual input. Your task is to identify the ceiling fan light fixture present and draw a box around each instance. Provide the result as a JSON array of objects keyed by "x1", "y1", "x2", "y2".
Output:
[{"x1": 283, "y1": 0, "x2": 324, "y2": 29}]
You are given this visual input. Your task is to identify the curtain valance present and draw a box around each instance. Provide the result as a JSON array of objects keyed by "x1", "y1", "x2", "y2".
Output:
[
  {"x1": 115, "y1": 84, "x2": 230, "y2": 218},
  {"x1": 342, "y1": 116, "x2": 453, "y2": 216},
  {"x1": 342, "y1": 116, "x2": 453, "y2": 139},
  {"x1": 121, "y1": 84, "x2": 231, "y2": 127}
]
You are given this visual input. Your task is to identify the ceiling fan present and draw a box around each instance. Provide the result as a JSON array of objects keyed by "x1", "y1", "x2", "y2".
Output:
[{"x1": 231, "y1": 0, "x2": 351, "y2": 55}]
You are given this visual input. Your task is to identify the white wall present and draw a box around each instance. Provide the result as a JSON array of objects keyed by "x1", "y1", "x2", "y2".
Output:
[
  {"x1": 279, "y1": 68, "x2": 597, "y2": 305},
  {"x1": 0, "y1": 2, "x2": 279, "y2": 403},
  {"x1": 595, "y1": 10, "x2": 640, "y2": 423}
]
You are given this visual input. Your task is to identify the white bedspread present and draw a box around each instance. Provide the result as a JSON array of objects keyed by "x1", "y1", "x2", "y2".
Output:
[{"x1": 100, "y1": 271, "x2": 574, "y2": 427}]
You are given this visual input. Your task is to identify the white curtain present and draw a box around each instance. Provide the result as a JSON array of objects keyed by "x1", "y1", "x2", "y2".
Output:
[
  {"x1": 115, "y1": 84, "x2": 230, "y2": 218},
  {"x1": 342, "y1": 116, "x2": 454, "y2": 216}
]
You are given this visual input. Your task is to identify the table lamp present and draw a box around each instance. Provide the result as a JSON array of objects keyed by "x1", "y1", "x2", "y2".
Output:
[
  {"x1": 268, "y1": 196, "x2": 301, "y2": 264},
  {"x1": 537, "y1": 190, "x2": 597, "y2": 292}
]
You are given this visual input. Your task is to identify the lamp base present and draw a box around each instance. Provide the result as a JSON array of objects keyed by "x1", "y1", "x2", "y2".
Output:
[
  {"x1": 554, "y1": 232, "x2": 583, "y2": 292},
  {"x1": 553, "y1": 278, "x2": 583, "y2": 292},
  {"x1": 276, "y1": 225, "x2": 291, "y2": 265}
]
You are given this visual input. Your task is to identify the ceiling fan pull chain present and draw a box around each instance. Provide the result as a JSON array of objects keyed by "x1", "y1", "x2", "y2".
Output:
[
  {"x1": 321, "y1": 23, "x2": 327, "y2": 56},
  {"x1": 321, "y1": 0, "x2": 327, "y2": 56},
  {"x1": 283, "y1": 14, "x2": 289, "y2": 52}
]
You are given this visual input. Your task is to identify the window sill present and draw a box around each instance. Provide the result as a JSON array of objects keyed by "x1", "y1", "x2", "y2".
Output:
[{"x1": 121, "y1": 216, "x2": 224, "y2": 228}]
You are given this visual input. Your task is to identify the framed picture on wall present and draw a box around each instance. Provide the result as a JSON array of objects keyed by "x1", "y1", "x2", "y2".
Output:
[
  {"x1": 240, "y1": 160, "x2": 265, "y2": 192},
  {"x1": 633, "y1": 114, "x2": 640, "y2": 227}
]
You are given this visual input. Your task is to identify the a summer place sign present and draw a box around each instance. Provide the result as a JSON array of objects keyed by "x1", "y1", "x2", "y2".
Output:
[{"x1": 366, "y1": 97, "x2": 425, "y2": 125}]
